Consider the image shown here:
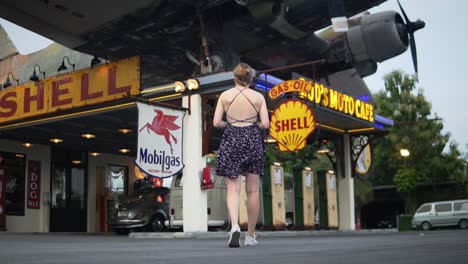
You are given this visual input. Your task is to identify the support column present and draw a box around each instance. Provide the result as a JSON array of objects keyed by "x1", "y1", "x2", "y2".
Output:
[
  {"x1": 338, "y1": 134, "x2": 355, "y2": 230},
  {"x1": 182, "y1": 94, "x2": 208, "y2": 232}
]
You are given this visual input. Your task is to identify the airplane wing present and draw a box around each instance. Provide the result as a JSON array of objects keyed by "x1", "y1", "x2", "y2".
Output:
[{"x1": 0, "y1": 0, "x2": 391, "y2": 86}]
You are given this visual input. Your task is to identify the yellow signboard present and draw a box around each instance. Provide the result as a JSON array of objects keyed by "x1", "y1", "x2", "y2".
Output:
[
  {"x1": 356, "y1": 144, "x2": 372, "y2": 175},
  {"x1": 0, "y1": 56, "x2": 140, "y2": 124},
  {"x1": 269, "y1": 99, "x2": 315, "y2": 152},
  {"x1": 269, "y1": 79, "x2": 374, "y2": 122}
]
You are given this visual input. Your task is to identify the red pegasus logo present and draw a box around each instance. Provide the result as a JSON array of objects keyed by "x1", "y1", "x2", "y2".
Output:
[{"x1": 139, "y1": 109, "x2": 181, "y2": 153}]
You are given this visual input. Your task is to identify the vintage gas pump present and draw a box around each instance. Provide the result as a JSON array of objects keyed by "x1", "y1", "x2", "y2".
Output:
[
  {"x1": 302, "y1": 168, "x2": 315, "y2": 228},
  {"x1": 270, "y1": 163, "x2": 286, "y2": 229},
  {"x1": 201, "y1": 166, "x2": 215, "y2": 190}
]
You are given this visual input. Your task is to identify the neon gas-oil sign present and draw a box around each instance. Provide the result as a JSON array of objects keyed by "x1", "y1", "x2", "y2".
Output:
[{"x1": 268, "y1": 79, "x2": 374, "y2": 122}]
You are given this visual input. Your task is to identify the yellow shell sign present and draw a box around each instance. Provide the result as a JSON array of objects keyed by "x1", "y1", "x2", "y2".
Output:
[{"x1": 269, "y1": 99, "x2": 315, "y2": 152}]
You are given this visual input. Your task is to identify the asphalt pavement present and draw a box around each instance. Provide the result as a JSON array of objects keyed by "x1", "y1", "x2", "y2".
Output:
[{"x1": 0, "y1": 229, "x2": 467, "y2": 264}]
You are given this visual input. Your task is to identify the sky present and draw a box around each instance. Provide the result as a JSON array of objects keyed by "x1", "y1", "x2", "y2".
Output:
[
  {"x1": 0, "y1": 0, "x2": 467, "y2": 151},
  {"x1": 365, "y1": 0, "x2": 468, "y2": 151}
]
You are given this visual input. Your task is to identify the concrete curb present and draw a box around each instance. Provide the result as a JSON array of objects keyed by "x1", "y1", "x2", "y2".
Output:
[{"x1": 129, "y1": 229, "x2": 399, "y2": 239}]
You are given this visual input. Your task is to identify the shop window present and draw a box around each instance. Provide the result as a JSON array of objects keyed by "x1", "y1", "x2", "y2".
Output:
[
  {"x1": 0, "y1": 151, "x2": 26, "y2": 216},
  {"x1": 107, "y1": 165, "x2": 128, "y2": 208},
  {"x1": 51, "y1": 166, "x2": 66, "y2": 208},
  {"x1": 202, "y1": 94, "x2": 222, "y2": 156}
]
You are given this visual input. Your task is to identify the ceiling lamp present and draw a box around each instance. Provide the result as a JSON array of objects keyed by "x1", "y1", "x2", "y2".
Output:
[
  {"x1": 58, "y1": 56, "x2": 76, "y2": 72},
  {"x1": 29, "y1": 64, "x2": 46, "y2": 82},
  {"x1": 90, "y1": 152, "x2": 101, "y2": 157},
  {"x1": 81, "y1": 133, "x2": 96, "y2": 139},
  {"x1": 71, "y1": 160, "x2": 82, "y2": 165},
  {"x1": 50, "y1": 138, "x2": 63, "y2": 144},
  {"x1": 118, "y1": 128, "x2": 132, "y2": 134},
  {"x1": 118, "y1": 148, "x2": 131, "y2": 154},
  {"x1": 3, "y1": 72, "x2": 19, "y2": 88},
  {"x1": 22, "y1": 142, "x2": 33, "y2": 148}
]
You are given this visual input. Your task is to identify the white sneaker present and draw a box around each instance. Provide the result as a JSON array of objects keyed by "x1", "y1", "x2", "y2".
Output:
[
  {"x1": 228, "y1": 226, "x2": 241, "y2": 248},
  {"x1": 244, "y1": 234, "x2": 258, "y2": 246}
]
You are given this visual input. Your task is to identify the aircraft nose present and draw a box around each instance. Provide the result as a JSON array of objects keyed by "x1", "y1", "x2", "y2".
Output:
[{"x1": 412, "y1": 19, "x2": 425, "y2": 32}]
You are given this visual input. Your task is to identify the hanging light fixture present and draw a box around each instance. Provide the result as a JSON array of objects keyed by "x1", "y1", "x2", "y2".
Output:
[
  {"x1": 90, "y1": 55, "x2": 102, "y2": 67},
  {"x1": 90, "y1": 152, "x2": 101, "y2": 157},
  {"x1": 29, "y1": 64, "x2": 46, "y2": 82},
  {"x1": 317, "y1": 140, "x2": 330, "y2": 154},
  {"x1": 57, "y1": 56, "x2": 76, "y2": 72},
  {"x1": 400, "y1": 148, "x2": 410, "y2": 157},
  {"x1": 3, "y1": 72, "x2": 19, "y2": 88},
  {"x1": 174, "y1": 81, "x2": 186, "y2": 92},
  {"x1": 187, "y1": 79, "x2": 199, "y2": 90}
]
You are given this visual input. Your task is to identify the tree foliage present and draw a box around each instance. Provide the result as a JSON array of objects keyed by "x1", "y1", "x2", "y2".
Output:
[
  {"x1": 372, "y1": 70, "x2": 466, "y2": 193},
  {"x1": 265, "y1": 144, "x2": 320, "y2": 172}
]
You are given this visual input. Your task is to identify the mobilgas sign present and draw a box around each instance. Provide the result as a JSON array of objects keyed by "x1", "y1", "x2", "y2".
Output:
[
  {"x1": 0, "y1": 56, "x2": 140, "y2": 124},
  {"x1": 135, "y1": 102, "x2": 185, "y2": 178},
  {"x1": 268, "y1": 79, "x2": 374, "y2": 122}
]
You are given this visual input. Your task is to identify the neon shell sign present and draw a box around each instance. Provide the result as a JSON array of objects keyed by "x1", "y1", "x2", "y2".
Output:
[{"x1": 269, "y1": 99, "x2": 315, "y2": 152}]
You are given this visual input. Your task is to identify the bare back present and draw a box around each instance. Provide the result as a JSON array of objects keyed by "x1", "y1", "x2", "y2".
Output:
[
  {"x1": 213, "y1": 86, "x2": 269, "y2": 130},
  {"x1": 222, "y1": 87, "x2": 262, "y2": 127}
]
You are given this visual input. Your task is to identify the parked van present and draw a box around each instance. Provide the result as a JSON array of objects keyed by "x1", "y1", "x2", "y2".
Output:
[
  {"x1": 165, "y1": 171, "x2": 228, "y2": 230},
  {"x1": 411, "y1": 199, "x2": 468, "y2": 231}
]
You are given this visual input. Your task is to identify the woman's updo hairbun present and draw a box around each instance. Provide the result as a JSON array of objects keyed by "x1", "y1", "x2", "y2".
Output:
[{"x1": 233, "y1": 63, "x2": 255, "y2": 87}]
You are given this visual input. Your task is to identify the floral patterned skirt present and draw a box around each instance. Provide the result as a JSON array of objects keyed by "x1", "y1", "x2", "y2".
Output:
[{"x1": 216, "y1": 124, "x2": 265, "y2": 179}]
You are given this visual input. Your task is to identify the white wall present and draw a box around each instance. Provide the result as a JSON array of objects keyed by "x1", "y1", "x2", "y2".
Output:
[
  {"x1": 1, "y1": 139, "x2": 138, "y2": 233},
  {"x1": 337, "y1": 134, "x2": 355, "y2": 230},
  {"x1": 182, "y1": 94, "x2": 208, "y2": 232},
  {"x1": 1, "y1": 139, "x2": 51, "y2": 232}
]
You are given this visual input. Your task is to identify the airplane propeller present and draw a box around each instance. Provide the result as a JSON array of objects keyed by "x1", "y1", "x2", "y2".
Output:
[{"x1": 397, "y1": 0, "x2": 425, "y2": 79}]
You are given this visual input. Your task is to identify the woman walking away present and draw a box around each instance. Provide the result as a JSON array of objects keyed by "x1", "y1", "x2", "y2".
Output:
[{"x1": 213, "y1": 63, "x2": 270, "y2": 248}]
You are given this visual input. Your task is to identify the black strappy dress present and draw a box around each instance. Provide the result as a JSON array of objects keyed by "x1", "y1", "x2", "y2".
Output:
[{"x1": 216, "y1": 88, "x2": 265, "y2": 179}]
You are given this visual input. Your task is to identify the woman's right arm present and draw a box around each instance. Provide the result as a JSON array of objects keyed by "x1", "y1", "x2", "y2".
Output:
[
  {"x1": 257, "y1": 95, "x2": 270, "y2": 130},
  {"x1": 213, "y1": 93, "x2": 227, "y2": 129}
]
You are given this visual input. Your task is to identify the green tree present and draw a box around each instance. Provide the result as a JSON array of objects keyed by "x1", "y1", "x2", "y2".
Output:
[{"x1": 372, "y1": 71, "x2": 466, "y2": 212}]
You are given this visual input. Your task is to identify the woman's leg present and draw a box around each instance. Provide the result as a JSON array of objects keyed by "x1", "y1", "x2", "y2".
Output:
[
  {"x1": 226, "y1": 176, "x2": 242, "y2": 228},
  {"x1": 245, "y1": 173, "x2": 260, "y2": 237}
]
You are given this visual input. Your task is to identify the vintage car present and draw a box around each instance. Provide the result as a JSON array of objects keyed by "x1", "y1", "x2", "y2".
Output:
[{"x1": 109, "y1": 185, "x2": 170, "y2": 234}]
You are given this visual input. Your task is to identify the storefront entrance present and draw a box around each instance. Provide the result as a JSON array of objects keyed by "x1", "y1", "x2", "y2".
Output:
[{"x1": 50, "y1": 149, "x2": 87, "y2": 232}]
